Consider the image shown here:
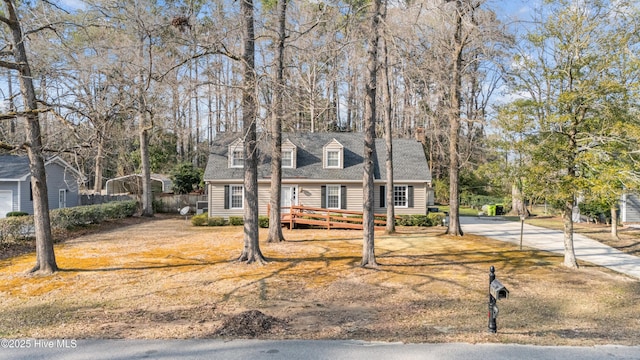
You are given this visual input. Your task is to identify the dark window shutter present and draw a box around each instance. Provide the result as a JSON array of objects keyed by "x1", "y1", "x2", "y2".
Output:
[
  {"x1": 380, "y1": 185, "x2": 386, "y2": 208},
  {"x1": 224, "y1": 185, "x2": 230, "y2": 209},
  {"x1": 321, "y1": 186, "x2": 326, "y2": 208},
  {"x1": 341, "y1": 186, "x2": 347, "y2": 209},
  {"x1": 408, "y1": 186, "x2": 414, "y2": 208}
]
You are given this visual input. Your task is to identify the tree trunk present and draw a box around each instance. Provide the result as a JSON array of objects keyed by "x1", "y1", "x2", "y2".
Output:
[
  {"x1": 446, "y1": 0, "x2": 464, "y2": 236},
  {"x1": 139, "y1": 126, "x2": 153, "y2": 217},
  {"x1": 238, "y1": 0, "x2": 265, "y2": 264},
  {"x1": 382, "y1": 4, "x2": 395, "y2": 235},
  {"x1": 611, "y1": 206, "x2": 618, "y2": 239},
  {"x1": 138, "y1": 35, "x2": 153, "y2": 218},
  {"x1": 511, "y1": 183, "x2": 526, "y2": 216},
  {"x1": 267, "y1": 0, "x2": 287, "y2": 243},
  {"x1": 93, "y1": 135, "x2": 104, "y2": 193},
  {"x1": 361, "y1": 0, "x2": 381, "y2": 268},
  {"x1": 562, "y1": 200, "x2": 579, "y2": 268},
  {"x1": 2, "y1": 0, "x2": 58, "y2": 273}
]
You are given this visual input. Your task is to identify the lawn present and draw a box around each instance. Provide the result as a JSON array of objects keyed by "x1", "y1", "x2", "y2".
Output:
[{"x1": 0, "y1": 215, "x2": 638, "y2": 345}]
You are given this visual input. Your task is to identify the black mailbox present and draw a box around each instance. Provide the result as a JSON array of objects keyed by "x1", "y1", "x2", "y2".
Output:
[
  {"x1": 488, "y1": 266, "x2": 509, "y2": 334},
  {"x1": 490, "y1": 279, "x2": 509, "y2": 300}
]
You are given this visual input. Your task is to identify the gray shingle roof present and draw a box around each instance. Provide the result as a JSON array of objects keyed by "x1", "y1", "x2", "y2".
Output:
[
  {"x1": 0, "y1": 155, "x2": 30, "y2": 180},
  {"x1": 204, "y1": 132, "x2": 431, "y2": 182}
]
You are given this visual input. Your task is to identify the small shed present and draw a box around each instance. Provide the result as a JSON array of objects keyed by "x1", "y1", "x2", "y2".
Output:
[{"x1": 105, "y1": 174, "x2": 173, "y2": 195}]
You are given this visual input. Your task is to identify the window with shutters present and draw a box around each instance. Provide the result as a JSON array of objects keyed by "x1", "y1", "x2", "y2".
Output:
[
  {"x1": 326, "y1": 185, "x2": 340, "y2": 209},
  {"x1": 394, "y1": 185, "x2": 408, "y2": 208},
  {"x1": 230, "y1": 185, "x2": 244, "y2": 209}
]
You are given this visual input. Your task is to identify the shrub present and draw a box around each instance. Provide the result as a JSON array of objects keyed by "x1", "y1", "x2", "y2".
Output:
[
  {"x1": 395, "y1": 213, "x2": 444, "y2": 227},
  {"x1": 171, "y1": 162, "x2": 203, "y2": 195},
  {"x1": 395, "y1": 215, "x2": 412, "y2": 226},
  {"x1": 409, "y1": 215, "x2": 430, "y2": 227},
  {"x1": 6, "y1": 211, "x2": 28, "y2": 217},
  {"x1": 191, "y1": 213, "x2": 208, "y2": 226},
  {"x1": 258, "y1": 215, "x2": 269, "y2": 228},
  {"x1": 427, "y1": 212, "x2": 446, "y2": 226},
  {"x1": 229, "y1": 216, "x2": 244, "y2": 226},
  {"x1": 0, "y1": 215, "x2": 34, "y2": 242},
  {"x1": 50, "y1": 200, "x2": 138, "y2": 230},
  {"x1": 0, "y1": 201, "x2": 137, "y2": 242},
  {"x1": 207, "y1": 217, "x2": 226, "y2": 226}
]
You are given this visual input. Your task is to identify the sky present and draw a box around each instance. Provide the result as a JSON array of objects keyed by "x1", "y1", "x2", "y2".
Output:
[
  {"x1": 55, "y1": 0, "x2": 538, "y2": 18},
  {"x1": 491, "y1": 0, "x2": 538, "y2": 23}
]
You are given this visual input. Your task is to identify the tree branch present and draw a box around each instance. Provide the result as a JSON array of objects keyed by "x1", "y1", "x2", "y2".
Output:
[
  {"x1": 0, "y1": 59, "x2": 20, "y2": 70},
  {"x1": 0, "y1": 108, "x2": 49, "y2": 120}
]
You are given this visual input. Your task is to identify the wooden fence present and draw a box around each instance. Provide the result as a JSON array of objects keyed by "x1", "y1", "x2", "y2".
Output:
[
  {"x1": 280, "y1": 205, "x2": 389, "y2": 230},
  {"x1": 154, "y1": 194, "x2": 207, "y2": 213}
]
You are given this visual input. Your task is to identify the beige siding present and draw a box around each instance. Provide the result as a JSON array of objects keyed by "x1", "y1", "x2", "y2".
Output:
[
  {"x1": 209, "y1": 181, "x2": 431, "y2": 218},
  {"x1": 208, "y1": 183, "x2": 244, "y2": 218},
  {"x1": 373, "y1": 182, "x2": 430, "y2": 215}
]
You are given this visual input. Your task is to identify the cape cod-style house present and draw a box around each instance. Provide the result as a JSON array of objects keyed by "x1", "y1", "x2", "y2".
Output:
[{"x1": 203, "y1": 132, "x2": 434, "y2": 219}]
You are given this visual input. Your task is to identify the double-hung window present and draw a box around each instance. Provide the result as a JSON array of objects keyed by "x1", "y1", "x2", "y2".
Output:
[
  {"x1": 394, "y1": 185, "x2": 408, "y2": 208},
  {"x1": 326, "y1": 151, "x2": 340, "y2": 168},
  {"x1": 326, "y1": 185, "x2": 340, "y2": 209},
  {"x1": 230, "y1": 185, "x2": 244, "y2": 209},
  {"x1": 231, "y1": 150, "x2": 244, "y2": 168},
  {"x1": 282, "y1": 150, "x2": 293, "y2": 168}
]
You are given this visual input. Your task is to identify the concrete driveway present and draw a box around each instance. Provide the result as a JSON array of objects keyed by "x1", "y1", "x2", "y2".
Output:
[{"x1": 460, "y1": 217, "x2": 640, "y2": 280}]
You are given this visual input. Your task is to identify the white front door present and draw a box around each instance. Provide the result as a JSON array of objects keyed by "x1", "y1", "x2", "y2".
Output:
[
  {"x1": 58, "y1": 189, "x2": 67, "y2": 209},
  {"x1": 0, "y1": 190, "x2": 12, "y2": 218},
  {"x1": 281, "y1": 186, "x2": 298, "y2": 212}
]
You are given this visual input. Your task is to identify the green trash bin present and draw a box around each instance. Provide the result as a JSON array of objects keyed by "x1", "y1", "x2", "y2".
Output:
[{"x1": 487, "y1": 205, "x2": 497, "y2": 217}]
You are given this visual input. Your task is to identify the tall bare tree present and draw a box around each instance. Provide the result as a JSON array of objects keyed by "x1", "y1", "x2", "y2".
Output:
[
  {"x1": 267, "y1": 0, "x2": 288, "y2": 243},
  {"x1": 362, "y1": 0, "x2": 382, "y2": 267},
  {"x1": 0, "y1": 0, "x2": 57, "y2": 273},
  {"x1": 381, "y1": 2, "x2": 395, "y2": 234},
  {"x1": 445, "y1": 0, "x2": 465, "y2": 236},
  {"x1": 238, "y1": 0, "x2": 265, "y2": 264}
]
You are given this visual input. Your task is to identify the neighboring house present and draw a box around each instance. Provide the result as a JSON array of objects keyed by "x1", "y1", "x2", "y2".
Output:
[
  {"x1": 620, "y1": 193, "x2": 640, "y2": 223},
  {"x1": 0, "y1": 155, "x2": 83, "y2": 218},
  {"x1": 105, "y1": 174, "x2": 173, "y2": 195},
  {"x1": 203, "y1": 132, "x2": 434, "y2": 219}
]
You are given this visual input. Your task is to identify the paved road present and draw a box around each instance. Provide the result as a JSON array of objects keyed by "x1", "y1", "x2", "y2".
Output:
[
  {"x1": 461, "y1": 217, "x2": 640, "y2": 280},
  {"x1": 2, "y1": 339, "x2": 640, "y2": 360}
]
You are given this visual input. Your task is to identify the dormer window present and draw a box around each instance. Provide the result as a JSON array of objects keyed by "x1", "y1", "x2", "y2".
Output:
[
  {"x1": 326, "y1": 151, "x2": 340, "y2": 167},
  {"x1": 282, "y1": 150, "x2": 293, "y2": 168},
  {"x1": 323, "y1": 139, "x2": 343, "y2": 169},
  {"x1": 228, "y1": 139, "x2": 244, "y2": 168},
  {"x1": 281, "y1": 139, "x2": 297, "y2": 169},
  {"x1": 231, "y1": 150, "x2": 244, "y2": 167}
]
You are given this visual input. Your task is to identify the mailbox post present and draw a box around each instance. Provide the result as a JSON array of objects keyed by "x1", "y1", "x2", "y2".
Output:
[{"x1": 488, "y1": 266, "x2": 509, "y2": 333}]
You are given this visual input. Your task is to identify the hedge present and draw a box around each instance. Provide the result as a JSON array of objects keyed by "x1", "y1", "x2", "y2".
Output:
[
  {"x1": 191, "y1": 214, "x2": 269, "y2": 228},
  {"x1": 0, "y1": 200, "x2": 138, "y2": 243},
  {"x1": 50, "y1": 200, "x2": 137, "y2": 230},
  {"x1": 396, "y1": 213, "x2": 445, "y2": 227}
]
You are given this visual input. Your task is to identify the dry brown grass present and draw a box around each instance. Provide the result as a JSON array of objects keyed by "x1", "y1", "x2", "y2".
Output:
[{"x1": 1, "y1": 215, "x2": 639, "y2": 345}]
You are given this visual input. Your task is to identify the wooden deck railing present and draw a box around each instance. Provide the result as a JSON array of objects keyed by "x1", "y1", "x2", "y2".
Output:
[{"x1": 273, "y1": 205, "x2": 389, "y2": 230}]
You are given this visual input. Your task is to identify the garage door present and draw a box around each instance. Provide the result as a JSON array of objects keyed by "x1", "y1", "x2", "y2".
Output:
[{"x1": 0, "y1": 191, "x2": 12, "y2": 218}]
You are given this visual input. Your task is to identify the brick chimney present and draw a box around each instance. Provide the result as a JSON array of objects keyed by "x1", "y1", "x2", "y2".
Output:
[{"x1": 415, "y1": 127, "x2": 426, "y2": 143}]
